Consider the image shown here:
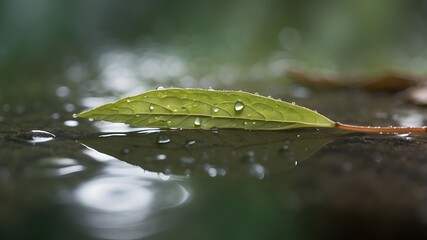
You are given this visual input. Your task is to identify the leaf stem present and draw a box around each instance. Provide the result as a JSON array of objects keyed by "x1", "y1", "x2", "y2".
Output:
[{"x1": 335, "y1": 122, "x2": 427, "y2": 134}]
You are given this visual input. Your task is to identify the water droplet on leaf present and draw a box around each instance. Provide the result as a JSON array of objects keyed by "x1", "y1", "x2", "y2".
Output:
[
  {"x1": 181, "y1": 106, "x2": 189, "y2": 113},
  {"x1": 194, "y1": 117, "x2": 201, "y2": 127},
  {"x1": 234, "y1": 101, "x2": 244, "y2": 112},
  {"x1": 149, "y1": 104, "x2": 154, "y2": 112}
]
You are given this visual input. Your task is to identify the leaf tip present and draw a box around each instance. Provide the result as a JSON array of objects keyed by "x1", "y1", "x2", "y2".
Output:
[{"x1": 73, "y1": 110, "x2": 91, "y2": 119}]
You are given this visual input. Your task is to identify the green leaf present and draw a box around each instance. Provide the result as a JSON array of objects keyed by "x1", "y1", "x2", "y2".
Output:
[{"x1": 75, "y1": 88, "x2": 335, "y2": 130}]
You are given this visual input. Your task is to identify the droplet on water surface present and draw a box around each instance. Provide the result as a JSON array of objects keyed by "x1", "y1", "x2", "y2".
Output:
[
  {"x1": 64, "y1": 120, "x2": 79, "y2": 127},
  {"x1": 241, "y1": 151, "x2": 256, "y2": 163},
  {"x1": 203, "y1": 164, "x2": 218, "y2": 177},
  {"x1": 185, "y1": 139, "x2": 196, "y2": 147},
  {"x1": 27, "y1": 130, "x2": 56, "y2": 143},
  {"x1": 234, "y1": 101, "x2": 244, "y2": 112},
  {"x1": 247, "y1": 163, "x2": 266, "y2": 179},
  {"x1": 156, "y1": 135, "x2": 171, "y2": 144},
  {"x1": 207, "y1": 168, "x2": 217, "y2": 177},
  {"x1": 218, "y1": 168, "x2": 227, "y2": 176},
  {"x1": 156, "y1": 154, "x2": 167, "y2": 161},
  {"x1": 180, "y1": 156, "x2": 195, "y2": 164},
  {"x1": 210, "y1": 127, "x2": 218, "y2": 134},
  {"x1": 194, "y1": 117, "x2": 201, "y2": 127}
]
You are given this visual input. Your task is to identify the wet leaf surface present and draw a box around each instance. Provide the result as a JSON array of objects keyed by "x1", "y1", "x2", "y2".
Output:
[{"x1": 76, "y1": 88, "x2": 335, "y2": 130}]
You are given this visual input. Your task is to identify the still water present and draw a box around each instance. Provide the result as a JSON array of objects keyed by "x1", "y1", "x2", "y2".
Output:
[
  {"x1": 2, "y1": 69, "x2": 427, "y2": 239},
  {"x1": 2, "y1": 8, "x2": 427, "y2": 236}
]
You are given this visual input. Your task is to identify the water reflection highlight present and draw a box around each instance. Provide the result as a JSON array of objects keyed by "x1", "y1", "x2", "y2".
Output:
[{"x1": 73, "y1": 174, "x2": 190, "y2": 240}]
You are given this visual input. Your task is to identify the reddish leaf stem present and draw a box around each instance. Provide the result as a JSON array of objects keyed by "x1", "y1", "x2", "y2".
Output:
[{"x1": 335, "y1": 122, "x2": 427, "y2": 134}]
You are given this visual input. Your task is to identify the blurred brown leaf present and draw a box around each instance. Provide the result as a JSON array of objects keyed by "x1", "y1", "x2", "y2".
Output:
[
  {"x1": 405, "y1": 83, "x2": 427, "y2": 106},
  {"x1": 287, "y1": 70, "x2": 421, "y2": 92}
]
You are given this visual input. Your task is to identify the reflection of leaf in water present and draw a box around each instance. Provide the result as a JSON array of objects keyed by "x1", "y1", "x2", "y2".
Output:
[{"x1": 79, "y1": 129, "x2": 339, "y2": 178}]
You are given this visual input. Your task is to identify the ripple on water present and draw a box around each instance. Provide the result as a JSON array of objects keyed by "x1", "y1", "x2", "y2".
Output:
[
  {"x1": 72, "y1": 175, "x2": 190, "y2": 239},
  {"x1": 26, "y1": 157, "x2": 85, "y2": 177}
]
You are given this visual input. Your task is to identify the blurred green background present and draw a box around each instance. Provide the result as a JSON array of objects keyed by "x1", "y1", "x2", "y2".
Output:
[
  {"x1": 2, "y1": 2, "x2": 427, "y2": 240},
  {"x1": 2, "y1": 0, "x2": 427, "y2": 99}
]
